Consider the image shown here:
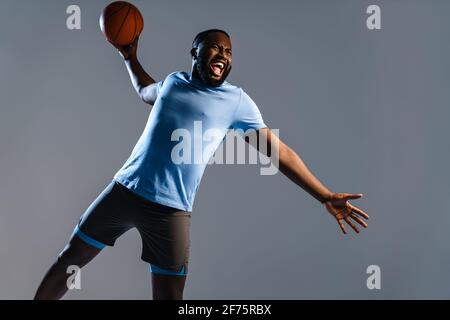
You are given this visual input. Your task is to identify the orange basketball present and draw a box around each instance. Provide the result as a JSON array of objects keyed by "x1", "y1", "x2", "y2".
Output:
[{"x1": 99, "y1": 1, "x2": 144, "y2": 46}]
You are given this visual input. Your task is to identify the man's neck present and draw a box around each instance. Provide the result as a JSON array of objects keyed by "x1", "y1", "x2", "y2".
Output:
[{"x1": 190, "y1": 68, "x2": 201, "y2": 81}]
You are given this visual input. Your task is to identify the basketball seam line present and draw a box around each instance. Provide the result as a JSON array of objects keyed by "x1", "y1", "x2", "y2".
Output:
[
  {"x1": 113, "y1": 6, "x2": 132, "y2": 43},
  {"x1": 106, "y1": 3, "x2": 127, "y2": 19}
]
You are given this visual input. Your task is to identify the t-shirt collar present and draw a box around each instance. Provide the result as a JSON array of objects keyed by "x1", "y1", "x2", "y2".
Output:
[{"x1": 189, "y1": 73, "x2": 227, "y2": 89}]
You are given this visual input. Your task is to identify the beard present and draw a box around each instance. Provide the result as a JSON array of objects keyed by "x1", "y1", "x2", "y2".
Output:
[{"x1": 195, "y1": 60, "x2": 232, "y2": 87}]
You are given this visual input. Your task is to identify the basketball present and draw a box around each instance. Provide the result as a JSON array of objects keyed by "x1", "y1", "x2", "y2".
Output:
[{"x1": 99, "y1": 1, "x2": 144, "y2": 46}]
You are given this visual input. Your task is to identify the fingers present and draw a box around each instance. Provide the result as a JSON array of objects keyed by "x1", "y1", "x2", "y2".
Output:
[
  {"x1": 337, "y1": 219, "x2": 347, "y2": 234},
  {"x1": 350, "y1": 205, "x2": 369, "y2": 220},
  {"x1": 344, "y1": 217, "x2": 360, "y2": 233},
  {"x1": 350, "y1": 214, "x2": 368, "y2": 228},
  {"x1": 107, "y1": 39, "x2": 119, "y2": 48},
  {"x1": 116, "y1": 46, "x2": 126, "y2": 54},
  {"x1": 327, "y1": 200, "x2": 368, "y2": 234},
  {"x1": 324, "y1": 201, "x2": 334, "y2": 213},
  {"x1": 128, "y1": 36, "x2": 139, "y2": 50},
  {"x1": 343, "y1": 193, "x2": 363, "y2": 200}
]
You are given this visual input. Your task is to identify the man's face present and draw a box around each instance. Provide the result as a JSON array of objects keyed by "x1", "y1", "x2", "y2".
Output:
[{"x1": 192, "y1": 32, "x2": 232, "y2": 87}]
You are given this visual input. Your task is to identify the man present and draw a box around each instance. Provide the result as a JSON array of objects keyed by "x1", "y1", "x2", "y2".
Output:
[{"x1": 34, "y1": 29, "x2": 369, "y2": 300}]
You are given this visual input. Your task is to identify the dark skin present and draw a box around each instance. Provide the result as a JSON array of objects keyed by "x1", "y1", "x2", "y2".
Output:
[
  {"x1": 190, "y1": 33, "x2": 233, "y2": 87},
  {"x1": 34, "y1": 31, "x2": 368, "y2": 300}
]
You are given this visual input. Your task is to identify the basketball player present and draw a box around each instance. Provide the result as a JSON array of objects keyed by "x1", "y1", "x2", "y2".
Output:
[{"x1": 34, "y1": 29, "x2": 369, "y2": 300}]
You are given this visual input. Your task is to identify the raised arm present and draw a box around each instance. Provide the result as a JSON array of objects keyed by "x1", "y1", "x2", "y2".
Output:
[
  {"x1": 110, "y1": 37, "x2": 159, "y2": 105},
  {"x1": 248, "y1": 128, "x2": 369, "y2": 234}
]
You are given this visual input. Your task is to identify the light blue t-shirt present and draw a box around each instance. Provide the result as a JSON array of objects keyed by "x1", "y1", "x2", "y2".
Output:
[{"x1": 113, "y1": 71, "x2": 267, "y2": 212}]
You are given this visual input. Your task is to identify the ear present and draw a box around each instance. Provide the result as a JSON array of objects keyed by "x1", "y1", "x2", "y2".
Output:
[{"x1": 190, "y1": 48, "x2": 198, "y2": 60}]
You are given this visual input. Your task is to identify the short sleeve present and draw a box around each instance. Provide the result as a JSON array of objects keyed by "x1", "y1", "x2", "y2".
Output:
[
  {"x1": 152, "y1": 71, "x2": 178, "y2": 98},
  {"x1": 232, "y1": 89, "x2": 267, "y2": 131},
  {"x1": 156, "y1": 79, "x2": 164, "y2": 95},
  {"x1": 140, "y1": 80, "x2": 164, "y2": 104}
]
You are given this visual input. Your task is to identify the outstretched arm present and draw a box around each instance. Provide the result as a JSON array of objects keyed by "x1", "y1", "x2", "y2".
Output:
[
  {"x1": 249, "y1": 128, "x2": 369, "y2": 234},
  {"x1": 109, "y1": 37, "x2": 158, "y2": 105}
]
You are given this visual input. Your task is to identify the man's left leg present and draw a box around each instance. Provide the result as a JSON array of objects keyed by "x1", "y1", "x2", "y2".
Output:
[
  {"x1": 128, "y1": 189, "x2": 192, "y2": 300},
  {"x1": 151, "y1": 265, "x2": 187, "y2": 300},
  {"x1": 139, "y1": 210, "x2": 191, "y2": 300}
]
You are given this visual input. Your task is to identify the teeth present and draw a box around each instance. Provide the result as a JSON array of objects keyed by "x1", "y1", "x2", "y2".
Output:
[{"x1": 212, "y1": 62, "x2": 224, "y2": 69}]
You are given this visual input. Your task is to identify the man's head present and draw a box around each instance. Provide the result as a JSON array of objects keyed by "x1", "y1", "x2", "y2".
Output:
[{"x1": 190, "y1": 29, "x2": 232, "y2": 87}]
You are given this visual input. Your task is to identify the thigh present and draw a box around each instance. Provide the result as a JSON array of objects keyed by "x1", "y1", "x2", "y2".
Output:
[
  {"x1": 77, "y1": 180, "x2": 135, "y2": 247},
  {"x1": 135, "y1": 202, "x2": 191, "y2": 274}
]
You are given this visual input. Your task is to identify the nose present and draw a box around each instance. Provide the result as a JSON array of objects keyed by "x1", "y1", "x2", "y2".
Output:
[
  {"x1": 216, "y1": 49, "x2": 226, "y2": 58},
  {"x1": 215, "y1": 52, "x2": 230, "y2": 63},
  {"x1": 216, "y1": 46, "x2": 231, "y2": 59}
]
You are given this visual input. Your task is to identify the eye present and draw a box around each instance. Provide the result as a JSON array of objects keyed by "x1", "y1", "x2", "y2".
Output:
[{"x1": 226, "y1": 49, "x2": 232, "y2": 55}]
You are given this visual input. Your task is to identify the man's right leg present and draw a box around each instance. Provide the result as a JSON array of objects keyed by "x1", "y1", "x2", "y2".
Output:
[
  {"x1": 34, "y1": 232, "x2": 103, "y2": 300},
  {"x1": 34, "y1": 180, "x2": 131, "y2": 299}
]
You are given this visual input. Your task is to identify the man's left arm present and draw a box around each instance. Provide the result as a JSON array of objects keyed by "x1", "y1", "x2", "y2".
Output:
[{"x1": 249, "y1": 128, "x2": 370, "y2": 234}]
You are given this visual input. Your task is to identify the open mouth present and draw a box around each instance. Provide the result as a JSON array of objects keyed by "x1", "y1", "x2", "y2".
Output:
[{"x1": 209, "y1": 60, "x2": 226, "y2": 77}]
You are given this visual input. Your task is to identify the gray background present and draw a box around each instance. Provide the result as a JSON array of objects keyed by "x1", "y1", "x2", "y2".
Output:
[{"x1": 0, "y1": 0, "x2": 449, "y2": 299}]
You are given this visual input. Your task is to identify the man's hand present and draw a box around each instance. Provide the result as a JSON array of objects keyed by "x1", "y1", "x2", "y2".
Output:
[
  {"x1": 324, "y1": 193, "x2": 369, "y2": 234},
  {"x1": 251, "y1": 129, "x2": 370, "y2": 235},
  {"x1": 109, "y1": 36, "x2": 139, "y2": 60}
]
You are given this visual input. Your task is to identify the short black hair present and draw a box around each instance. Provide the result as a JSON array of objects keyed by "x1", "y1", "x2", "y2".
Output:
[{"x1": 192, "y1": 29, "x2": 231, "y2": 48}]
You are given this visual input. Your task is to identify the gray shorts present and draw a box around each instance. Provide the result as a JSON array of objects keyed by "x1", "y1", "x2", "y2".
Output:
[{"x1": 74, "y1": 180, "x2": 191, "y2": 274}]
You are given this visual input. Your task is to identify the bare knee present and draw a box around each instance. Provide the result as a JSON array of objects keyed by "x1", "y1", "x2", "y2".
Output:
[{"x1": 57, "y1": 236, "x2": 102, "y2": 269}]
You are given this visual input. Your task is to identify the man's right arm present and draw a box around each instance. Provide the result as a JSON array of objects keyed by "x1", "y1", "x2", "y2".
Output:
[
  {"x1": 111, "y1": 37, "x2": 159, "y2": 105},
  {"x1": 124, "y1": 56, "x2": 158, "y2": 105}
]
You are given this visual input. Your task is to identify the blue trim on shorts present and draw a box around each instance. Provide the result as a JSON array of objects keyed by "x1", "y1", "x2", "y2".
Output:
[
  {"x1": 150, "y1": 264, "x2": 186, "y2": 276},
  {"x1": 74, "y1": 225, "x2": 106, "y2": 250}
]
